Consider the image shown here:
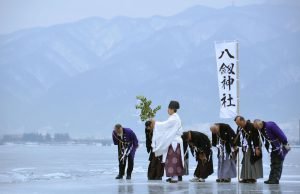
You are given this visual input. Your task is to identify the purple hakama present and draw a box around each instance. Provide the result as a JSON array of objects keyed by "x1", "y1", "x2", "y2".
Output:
[{"x1": 165, "y1": 144, "x2": 184, "y2": 177}]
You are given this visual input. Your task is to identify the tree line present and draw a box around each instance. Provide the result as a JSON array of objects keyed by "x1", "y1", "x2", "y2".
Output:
[{"x1": 0, "y1": 133, "x2": 114, "y2": 145}]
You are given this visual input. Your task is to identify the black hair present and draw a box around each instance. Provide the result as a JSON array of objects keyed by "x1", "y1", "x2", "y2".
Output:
[
  {"x1": 234, "y1": 116, "x2": 245, "y2": 122},
  {"x1": 182, "y1": 131, "x2": 189, "y2": 141},
  {"x1": 168, "y1": 101, "x2": 180, "y2": 110},
  {"x1": 145, "y1": 121, "x2": 151, "y2": 127}
]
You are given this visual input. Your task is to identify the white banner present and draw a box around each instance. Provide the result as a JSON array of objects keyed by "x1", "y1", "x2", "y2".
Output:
[{"x1": 215, "y1": 41, "x2": 238, "y2": 118}]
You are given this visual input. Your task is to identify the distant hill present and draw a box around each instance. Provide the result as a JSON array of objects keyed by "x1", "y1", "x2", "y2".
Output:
[{"x1": 0, "y1": 4, "x2": 299, "y2": 140}]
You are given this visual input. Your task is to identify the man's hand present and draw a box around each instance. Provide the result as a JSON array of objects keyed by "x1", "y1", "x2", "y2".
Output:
[
  {"x1": 284, "y1": 144, "x2": 291, "y2": 151},
  {"x1": 198, "y1": 152, "x2": 207, "y2": 163},
  {"x1": 233, "y1": 146, "x2": 239, "y2": 152}
]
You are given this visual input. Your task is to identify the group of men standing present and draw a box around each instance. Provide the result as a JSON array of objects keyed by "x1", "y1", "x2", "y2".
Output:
[{"x1": 112, "y1": 100, "x2": 290, "y2": 184}]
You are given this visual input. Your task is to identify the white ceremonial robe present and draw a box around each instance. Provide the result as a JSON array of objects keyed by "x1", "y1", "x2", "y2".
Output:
[{"x1": 151, "y1": 113, "x2": 184, "y2": 165}]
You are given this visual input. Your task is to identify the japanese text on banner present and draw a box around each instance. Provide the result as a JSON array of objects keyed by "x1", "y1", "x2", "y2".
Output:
[{"x1": 215, "y1": 41, "x2": 238, "y2": 118}]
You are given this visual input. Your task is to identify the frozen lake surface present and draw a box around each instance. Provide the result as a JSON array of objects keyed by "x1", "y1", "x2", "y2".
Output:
[{"x1": 0, "y1": 144, "x2": 300, "y2": 194}]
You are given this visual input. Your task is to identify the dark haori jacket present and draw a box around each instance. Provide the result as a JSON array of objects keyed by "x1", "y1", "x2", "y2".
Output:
[
  {"x1": 145, "y1": 127, "x2": 155, "y2": 161},
  {"x1": 212, "y1": 123, "x2": 237, "y2": 157},
  {"x1": 112, "y1": 128, "x2": 139, "y2": 158},
  {"x1": 145, "y1": 126, "x2": 164, "y2": 180},
  {"x1": 260, "y1": 121, "x2": 289, "y2": 160},
  {"x1": 236, "y1": 120, "x2": 262, "y2": 163},
  {"x1": 188, "y1": 131, "x2": 213, "y2": 178},
  {"x1": 188, "y1": 131, "x2": 212, "y2": 160}
]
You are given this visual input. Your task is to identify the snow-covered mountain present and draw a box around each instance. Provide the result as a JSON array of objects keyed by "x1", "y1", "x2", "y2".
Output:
[{"x1": 0, "y1": 4, "x2": 299, "y2": 139}]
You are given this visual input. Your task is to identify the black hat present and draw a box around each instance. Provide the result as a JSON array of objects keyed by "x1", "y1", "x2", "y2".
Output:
[{"x1": 168, "y1": 100, "x2": 180, "y2": 110}]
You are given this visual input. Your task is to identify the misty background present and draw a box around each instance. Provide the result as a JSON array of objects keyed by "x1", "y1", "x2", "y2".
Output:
[{"x1": 0, "y1": 0, "x2": 299, "y2": 142}]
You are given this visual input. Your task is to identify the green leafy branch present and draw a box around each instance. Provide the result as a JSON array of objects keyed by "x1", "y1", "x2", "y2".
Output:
[{"x1": 135, "y1": 96, "x2": 161, "y2": 122}]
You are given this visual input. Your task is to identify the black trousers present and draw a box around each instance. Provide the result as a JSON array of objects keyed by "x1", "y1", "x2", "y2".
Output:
[
  {"x1": 194, "y1": 150, "x2": 214, "y2": 179},
  {"x1": 269, "y1": 152, "x2": 284, "y2": 181},
  {"x1": 194, "y1": 159, "x2": 214, "y2": 179},
  {"x1": 147, "y1": 155, "x2": 164, "y2": 180},
  {"x1": 119, "y1": 154, "x2": 134, "y2": 176}
]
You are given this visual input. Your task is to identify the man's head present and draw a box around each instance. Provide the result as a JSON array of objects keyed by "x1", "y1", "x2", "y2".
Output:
[
  {"x1": 253, "y1": 119, "x2": 264, "y2": 130},
  {"x1": 234, "y1": 116, "x2": 246, "y2": 128},
  {"x1": 182, "y1": 131, "x2": 191, "y2": 142},
  {"x1": 168, "y1": 100, "x2": 180, "y2": 115},
  {"x1": 210, "y1": 124, "x2": 219, "y2": 134},
  {"x1": 145, "y1": 121, "x2": 153, "y2": 131},
  {"x1": 114, "y1": 124, "x2": 123, "y2": 136}
]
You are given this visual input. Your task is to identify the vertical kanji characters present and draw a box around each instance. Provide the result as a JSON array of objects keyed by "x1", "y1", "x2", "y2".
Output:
[{"x1": 215, "y1": 41, "x2": 238, "y2": 118}]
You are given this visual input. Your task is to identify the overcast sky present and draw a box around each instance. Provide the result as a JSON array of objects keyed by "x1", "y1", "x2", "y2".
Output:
[{"x1": 0, "y1": 0, "x2": 298, "y2": 35}]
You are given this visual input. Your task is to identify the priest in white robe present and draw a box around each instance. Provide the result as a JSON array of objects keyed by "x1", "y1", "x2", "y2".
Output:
[{"x1": 151, "y1": 100, "x2": 184, "y2": 183}]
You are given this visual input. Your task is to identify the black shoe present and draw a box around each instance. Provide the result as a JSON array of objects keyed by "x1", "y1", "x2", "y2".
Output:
[
  {"x1": 178, "y1": 176, "x2": 182, "y2": 181},
  {"x1": 115, "y1": 175, "x2": 123, "y2": 179},
  {"x1": 264, "y1": 180, "x2": 279, "y2": 184},
  {"x1": 166, "y1": 178, "x2": 172, "y2": 182},
  {"x1": 126, "y1": 175, "x2": 131, "y2": 180},
  {"x1": 216, "y1": 179, "x2": 222, "y2": 183},
  {"x1": 223, "y1": 178, "x2": 231, "y2": 183},
  {"x1": 248, "y1": 179, "x2": 257, "y2": 183},
  {"x1": 169, "y1": 180, "x2": 178, "y2": 183}
]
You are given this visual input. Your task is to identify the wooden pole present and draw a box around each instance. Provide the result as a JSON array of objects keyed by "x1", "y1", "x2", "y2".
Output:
[
  {"x1": 236, "y1": 40, "x2": 240, "y2": 115},
  {"x1": 236, "y1": 40, "x2": 240, "y2": 181}
]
